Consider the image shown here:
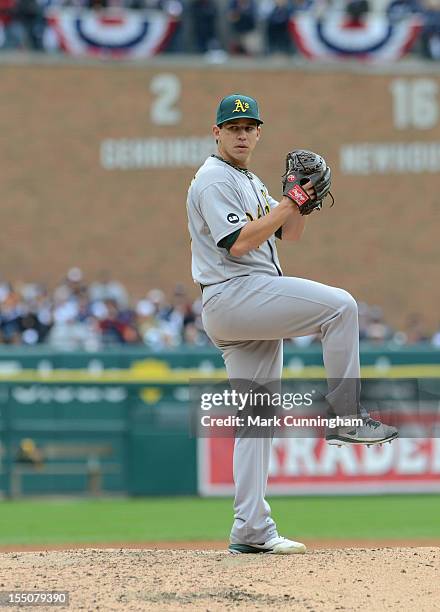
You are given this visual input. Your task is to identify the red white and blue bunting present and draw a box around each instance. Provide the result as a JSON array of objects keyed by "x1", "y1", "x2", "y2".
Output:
[
  {"x1": 290, "y1": 14, "x2": 422, "y2": 62},
  {"x1": 46, "y1": 9, "x2": 177, "y2": 58}
]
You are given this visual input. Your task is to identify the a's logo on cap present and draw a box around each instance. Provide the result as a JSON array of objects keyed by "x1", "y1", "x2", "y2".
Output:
[{"x1": 233, "y1": 99, "x2": 250, "y2": 113}]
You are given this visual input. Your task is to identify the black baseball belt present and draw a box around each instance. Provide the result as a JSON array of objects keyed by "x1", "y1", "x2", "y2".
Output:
[{"x1": 199, "y1": 275, "x2": 251, "y2": 294}]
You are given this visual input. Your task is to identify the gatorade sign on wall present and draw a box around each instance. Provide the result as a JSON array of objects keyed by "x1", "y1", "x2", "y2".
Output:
[{"x1": 198, "y1": 437, "x2": 440, "y2": 496}]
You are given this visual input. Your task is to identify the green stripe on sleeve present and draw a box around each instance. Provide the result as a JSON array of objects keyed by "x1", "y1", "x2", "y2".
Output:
[{"x1": 217, "y1": 228, "x2": 242, "y2": 252}]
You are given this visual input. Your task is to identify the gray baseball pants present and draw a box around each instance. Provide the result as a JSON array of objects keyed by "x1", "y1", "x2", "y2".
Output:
[{"x1": 201, "y1": 274, "x2": 360, "y2": 545}]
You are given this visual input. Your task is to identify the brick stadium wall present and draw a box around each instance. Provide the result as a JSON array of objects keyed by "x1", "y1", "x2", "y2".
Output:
[{"x1": 1, "y1": 62, "x2": 439, "y2": 329}]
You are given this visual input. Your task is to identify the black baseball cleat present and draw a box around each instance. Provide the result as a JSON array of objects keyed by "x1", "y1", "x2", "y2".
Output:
[{"x1": 326, "y1": 417, "x2": 398, "y2": 447}]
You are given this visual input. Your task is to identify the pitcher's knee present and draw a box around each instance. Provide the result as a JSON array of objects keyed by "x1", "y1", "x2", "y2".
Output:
[{"x1": 335, "y1": 289, "x2": 358, "y2": 317}]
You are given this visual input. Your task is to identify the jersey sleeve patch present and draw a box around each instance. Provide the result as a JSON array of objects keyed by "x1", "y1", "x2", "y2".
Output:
[
  {"x1": 199, "y1": 182, "x2": 247, "y2": 245},
  {"x1": 227, "y1": 213, "x2": 240, "y2": 224}
]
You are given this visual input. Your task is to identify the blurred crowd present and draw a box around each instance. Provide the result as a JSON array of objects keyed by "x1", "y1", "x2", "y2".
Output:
[
  {"x1": 2, "y1": 0, "x2": 440, "y2": 59},
  {"x1": 0, "y1": 268, "x2": 439, "y2": 350}
]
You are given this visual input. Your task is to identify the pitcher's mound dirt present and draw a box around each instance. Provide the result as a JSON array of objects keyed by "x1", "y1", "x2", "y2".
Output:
[{"x1": 0, "y1": 547, "x2": 438, "y2": 611}]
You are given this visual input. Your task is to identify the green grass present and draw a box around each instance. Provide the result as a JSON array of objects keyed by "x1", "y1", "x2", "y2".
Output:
[{"x1": 0, "y1": 495, "x2": 439, "y2": 545}]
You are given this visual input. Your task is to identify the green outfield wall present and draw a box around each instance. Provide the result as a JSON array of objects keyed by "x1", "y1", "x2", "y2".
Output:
[
  {"x1": 0, "y1": 346, "x2": 438, "y2": 498},
  {"x1": 0, "y1": 345, "x2": 439, "y2": 372},
  {"x1": 0, "y1": 382, "x2": 197, "y2": 498}
]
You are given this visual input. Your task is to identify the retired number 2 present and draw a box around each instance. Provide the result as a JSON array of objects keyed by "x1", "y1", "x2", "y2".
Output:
[{"x1": 150, "y1": 73, "x2": 181, "y2": 126}]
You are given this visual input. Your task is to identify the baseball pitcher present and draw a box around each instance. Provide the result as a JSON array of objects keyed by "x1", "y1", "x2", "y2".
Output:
[{"x1": 186, "y1": 94, "x2": 397, "y2": 555}]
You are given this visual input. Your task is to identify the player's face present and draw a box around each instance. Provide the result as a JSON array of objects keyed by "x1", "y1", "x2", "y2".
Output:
[{"x1": 213, "y1": 119, "x2": 261, "y2": 168}]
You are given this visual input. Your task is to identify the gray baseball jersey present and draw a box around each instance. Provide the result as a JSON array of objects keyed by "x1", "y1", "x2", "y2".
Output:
[{"x1": 187, "y1": 156, "x2": 282, "y2": 286}]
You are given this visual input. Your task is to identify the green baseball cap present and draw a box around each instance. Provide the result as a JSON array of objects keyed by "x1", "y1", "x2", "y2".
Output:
[{"x1": 216, "y1": 94, "x2": 263, "y2": 126}]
